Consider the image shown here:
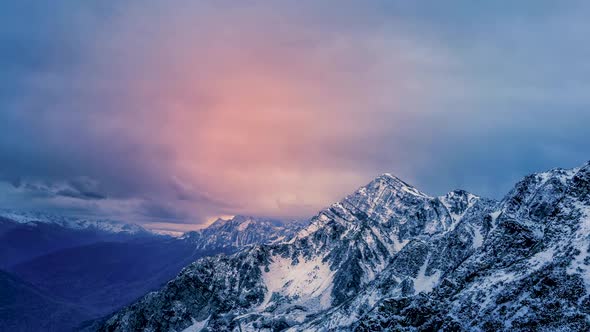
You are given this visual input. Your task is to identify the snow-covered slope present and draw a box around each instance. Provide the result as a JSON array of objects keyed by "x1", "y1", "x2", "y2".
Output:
[{"x1": 100, "y1": 162, "x2": 590, "y2": 332}]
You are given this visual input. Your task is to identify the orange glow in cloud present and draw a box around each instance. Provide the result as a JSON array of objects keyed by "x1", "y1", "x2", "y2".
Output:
[
  {"x1": 156, "y1": 62, "x2": 373, "y2": 219},
  {"x1": 83, "y1": 1, "x2": 450, "y2": 222}
]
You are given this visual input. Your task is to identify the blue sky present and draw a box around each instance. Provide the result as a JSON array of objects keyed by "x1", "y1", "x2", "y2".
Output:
[{"x1": 1, "y1": 1, "x2": 589, "y2": 230}]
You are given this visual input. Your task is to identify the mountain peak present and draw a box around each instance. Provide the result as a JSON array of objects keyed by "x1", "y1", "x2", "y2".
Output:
[
  {"x1": 440, "y1": 189, "x2": 480, "y2": 205},
  {"x1": 207, "y1": 215, "x2": 284, "y2": 230},
  {"x1": 207, "y1": 215, "x2": 251, "y2": 229},
  {"x1": 445, "y1": 189, "x2": 473, "y2": 197},
  {"x1": 367, "y1": 172, "x2": 430, "y2": 198},
  {"x1": 180, "y1": 215, "x2": 301, "y2": 250},
  {"x1": 376, "y1": 172, "x2": 397, "y2": 180},
  {"x1": 374, "y1": 172, "x2": 406, "y2": 183},
  {"x1": 439, "y1": 190, "x2": 480, "y2": 224}
]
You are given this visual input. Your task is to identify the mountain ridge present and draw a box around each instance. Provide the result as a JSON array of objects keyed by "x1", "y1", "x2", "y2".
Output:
[
  {"x1": 99, "y1": 166, "x2": 501, "y2": 331},
  {"x1": 0, "y1": 210, "x2": 149, "y2": 235},
  {"x1": 100, "y1": 161, "x2": 590, "y2": 331}
]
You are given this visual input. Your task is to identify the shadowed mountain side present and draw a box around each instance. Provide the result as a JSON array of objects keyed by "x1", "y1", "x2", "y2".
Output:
[{"x1": 0, "y1": 269, "x2": 92, "y2": 332}]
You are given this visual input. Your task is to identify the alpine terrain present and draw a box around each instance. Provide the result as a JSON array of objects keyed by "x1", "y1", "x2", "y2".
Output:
[
  {"x1": 0, "y1": 213, "x2": 300, "y2": 332},
  {"x1": 100, "y1": 161, "x2": 590, "y2": 331}
]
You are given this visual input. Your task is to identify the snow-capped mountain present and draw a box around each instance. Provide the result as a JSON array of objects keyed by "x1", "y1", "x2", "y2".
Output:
[
  {"x1": 354, "y1": 165, "x2": 590, "y2": 331},
  {"x1": 180, "y1": 215, "x2": 304, "y2": 252},
  {"x1": 0, "y1": 210, "x2": 147, "y2": 235},
  {"x1": 100, "y1": 161, "x2": 590, "y2": 332},
  {"x1": 0, "y1": 210, "x2": 155, "y2": 268}
]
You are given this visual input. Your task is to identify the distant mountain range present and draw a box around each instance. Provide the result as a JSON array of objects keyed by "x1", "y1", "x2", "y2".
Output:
[
  {"x1": 0, "y1": 212, "x2": 302, "y2": 332},
  {"x1": 0, "y1": 211, "x2": 150, "y2": 269},
  {"x1": 99, "y1": 161, "x2": 590, "y2": 331}
]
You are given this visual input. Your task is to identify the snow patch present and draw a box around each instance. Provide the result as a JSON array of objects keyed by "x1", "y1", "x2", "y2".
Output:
[
  {"x1": 261, "y1": 254, "x2": 335, "y2": 310},
  {"x1": 490, "y1": 210, "x2": 502, "y2": 228},
  {"x1": 528, "y1": 247, "x2": 555, "y2": 268},
  {"x1": 537, "y1": 167, "x2": 578, "y2": 186},
  {"x1": 181, "y1": 316, "x2": 209, "y2": 332},
  {"x1": 296, "y1": 220, "x2": 322, "y2": 239},
  {"x1": 393, "y1": 236, "x2": 410, "y2": 252},
  {"x1": 566, "y1": 203, "x2": 590, "y2": 292},
  {"x1": 237, "y1": 219, "x2": 252, "y2": 231},
  {"x1": 472, "y1": 225, "x2": 484, "y2": 248},
  {"x1": 413, "y1": 254, "x2": 441, "y2": 293},
  {"x1": 149, "y1": 229, "x2": 184, "y2": 237}
]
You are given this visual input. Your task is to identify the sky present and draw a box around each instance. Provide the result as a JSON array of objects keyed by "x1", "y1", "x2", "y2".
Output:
[{"x1": 1, "y1": 1, "x2": 589, "y2": 232}]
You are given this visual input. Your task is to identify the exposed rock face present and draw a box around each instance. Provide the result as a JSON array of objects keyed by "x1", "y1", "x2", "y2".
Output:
[
  {"x1": 180, "y1": 215, "x2": 302, "y2": 252},
  {"x1": 354, "y1": 165, "x2": 590, "y2": 332},
  {"x1": 100, "y1": 162, "x2": 590, "y2": 332}
]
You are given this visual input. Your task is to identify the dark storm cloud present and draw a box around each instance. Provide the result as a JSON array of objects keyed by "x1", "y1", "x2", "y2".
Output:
[{"x1": 16, "y1": 178, "x2": 106, "y2": 201}]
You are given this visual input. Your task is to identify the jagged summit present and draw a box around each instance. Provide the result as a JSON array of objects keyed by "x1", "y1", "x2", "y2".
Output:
[
  {"x1": 208, "y1": 215, "x2": 254, "y2": 229},
  {"x1": 439, "y1": 189, "x2": 479, "y2": 203},
  {"x1": 368, "y1": 172, "x2": 430, "y2": 198},
  {"x1": 206, "y1": 215, "x2": 292, "y2": 230},
  {"x1": 374, "y1": 172, "x2": 408, "y2": 184},
  {"x1": 180, "y1": 215, "x2": 302, "y2": 251},
  {"x1": 101, "y1": 169, "x2": 495, "y2": 331},
  {"x1": 439, "y1": 190, "x2": 480, "y2": 225},
  {"x1": 444, "y1": 188, "x2": 475, "y2": 196},
  {"x1": 207, "y1": 217, "x2": 231, "y2": 228}
]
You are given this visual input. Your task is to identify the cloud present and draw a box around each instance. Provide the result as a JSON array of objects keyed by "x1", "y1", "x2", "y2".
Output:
[
  {"x1": 6, "y1": 177, "x2": 105, "y2": 200},
  {"x1": 1, "y1": 1, "x2": 589, "y2": 227}
]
